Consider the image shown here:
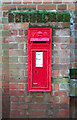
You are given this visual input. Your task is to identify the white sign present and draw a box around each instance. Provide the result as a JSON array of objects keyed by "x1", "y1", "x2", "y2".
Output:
[{"x1": 36, "y1": 52, "x2": 43, "y2": 67}]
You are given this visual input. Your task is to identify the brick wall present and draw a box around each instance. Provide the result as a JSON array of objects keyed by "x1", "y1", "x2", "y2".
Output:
[
  {"x1": 70, "y1": 2, "x2": 77, "y2": 69},
  {"x1": 0, "y1": 0, "x2": 77, "y2": 119}
]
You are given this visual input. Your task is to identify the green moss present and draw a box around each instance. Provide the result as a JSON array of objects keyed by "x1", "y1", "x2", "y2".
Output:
[
  {"x1": 70, "y1": 69, "x2": 77, "y2": 78},
  {"x1": 59, "y1": 83, "x2": 69, "y2": 90},
  {"x1": 52, "y1": 78, "x2": 69, "y2": 84},
  {"x1": 8, "y1": 10, "x2": 70, "y2": 23}
]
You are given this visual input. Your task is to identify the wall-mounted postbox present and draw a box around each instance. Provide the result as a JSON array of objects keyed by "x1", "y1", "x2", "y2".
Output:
[{"x1": 28, "y1": 28, "x2": 52, "y2": 92}]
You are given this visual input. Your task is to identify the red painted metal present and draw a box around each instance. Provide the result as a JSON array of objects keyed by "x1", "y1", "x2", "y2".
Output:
[{"x1": 28, "y1": 28, "x2": 52, "y2": 92}]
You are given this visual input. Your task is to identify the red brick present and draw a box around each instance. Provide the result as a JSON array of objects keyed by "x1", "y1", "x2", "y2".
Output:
[
  {"x1": 54, "y1": 44, "x2": 70, "y2": 49},
  {"x1": 60, "y1": 70, "x2": 69, "y2": 77},
  {"x1": 9, "y1": 58, "x2": 18, "y2": 64},
  {"x1": 2, "y1": 57, "x2": 9, "y2": 63},
  {"x1": 17, "y1": 5, "x2": 36, "y2": 11},
  {"x1": 25, "y1": 111, "x2": 30, "y2": 116},
  {"x1": 10, "y1": 90, "x2": 27, "y2": 96},
  {"x1": 60, "y1": 97, "x2": 69, "y2": 103},
  {"x1": 54, "y1": 91, "x2": 67, "y2": 96},
  {"x1": 4, "y1": 88, "x2": 9, "y2": 94},
  {"x1": 60, "y1": 103, "x2": 69, "y2": 109},
  {"x1": 33, "y1": 0, "x2": 42, "y2": 4},
  {"x1": 23, "y1": 0, "x2": 32, "y2": 4},
  {"x1": 3, "y1": 36, "x2": 26, "y2": 43},
  {"x1": 53, "y1": 37, "x2": 70, "y2": 43},
  {"x1": 74, "y1": 24, "x2": 77, "y2": 29},
  {"x1": 17, "y1": 57, "x2": 27, "y2": 63},
  {"x1": 29, "y1": 110, "x2": 45, "y2": 116},
  {"x1": 13, "y1": 0, "x2": 21, "y2": 4},
  {"x1": 10, "y1": 96, "x2": 19, "y2": 102},
  {"x1": 68, "y1": 4, "x2": 75, "y2": 10},
  {"x1": 38, "y1": 5, "x2": 56, "y2": 10},
  {"x1": 74, "y1": 18, "x2": 77, "y2": 23},
  {"x1": 0, "y1": 88, "x2": 2, "y2": 93},
  {"x1": 19, "y1": 110, "x2": 24, "y2": 116},
  {"x1": 2, "y1": 1, "x2": 12, "y2": 4},
  {"x1": 10, "y1": 110, "x2": 19, "y2": 116},
  {"x1": 25, "y1": 97, "x2": 32, "y2": 103},
  {"x1": 71, "y1": 57, "x2": 76, "y2": 63},
  {"x1": 59, "y1": 58, "x2": 70, "y2": 64},
  {"x1": 70, "y1": 63, "x2": 76, "y2": 69},
  {"x1": 53, "y1": 64, "x2": 69, "y2": 70},
  {"x1": 2, "y1": 112, "x2": 10, "y2": 118},
  {"x1": 47, "y1": 109, "x2": 53, "y2": 116},
  {"x1": 7, "y1": 69, "x2": 23, "y2": 77},
  {"x1": 3, "y1": 99, "x2": 10, "y2": 106},
  {"x1": 9, "y1": 50, "x2": 26, "y2": 56},
  {"x1": 18, "y1": 44, "x2": 24, "y2": 49},
  {"x1": 9, "y1": 43, "x2": 18, "y2": 49},
  {"x1": 9, "y1": 76, "x2": 26, "y2": 83},
  {"x1": 24, "y1": 30, "x2": 28, "y2": 36},
  {"x1": 19, "y1": 84, "x2": 24, "y2": 89},
  {"x1": 53, "y1": 0, "x2": 62, "y2": 4},
  {"x1": 62, "y1": 0, "x2": 71, "y2": 3},
  {"x1": 71, "y1": 43, "x2": 77, "y2": 49},
  {"x1": 2, "y1": 82, "x2": 9, "y2": 87},
  {"x1": 0, "y1": 25, "x2": 2, "y2": 30},
  {"x1": 2, "y1": 95, "x2": 10, "y2": 100},
  {"x1": 30, "y1": 104, "x2": 48, "y2": 109},
  {"x1": 55, "y1": 29, "x2": 70, "y2": 36},
  {"x1": 19, "y1": 29, "x2": 24, "y2": 35},
  {"x1": 74, "y1": 10, "x2": 77, "y2": 16},
  {"x1": 54, "y1": 97, "x2": 59, "y2": 103},
  {"x1": 58, "y1": 5, "x2": 67, "y2": 10},
  {"x1": 10, "y1": 30, "x2": 17, "y2": 36},
  {"x1": 75, "y1": 113, "x2": 77, "y2": 118},
  {"x1": 59, "y1": 109, "x2": 69, "y2": 116},
  {"x1": 12, "y1": 103, "x2": 28, "y2": 109},
  {"x1": 3, "y1": 12, "x2": 8, "y2": 17},
  {"x1": 61, "y1": 50, "x2": 70, "y2": 56},
  {"x1": 50, "y1": 22, "x2": 70, "y2": 29},
  {"x1": 0, "y1": 57, "x2": 1, "y2": 62},
  {"x1": 50, "y1": 104, "x2": 54, "y2": 108},
  {"x1": 54, "y1": 103, "x2": 60, "y2": 109},
  {"x1": 54, "y1": 84, "x2": 59, "y2": 90},
  {"x1": 30, "y1": 92, "x2": 44, "y2": 96},
  {"x1": 9, "y1": 84, "x2": 18, "y2": 89},
  {"x1": 8, "y1": 23, "x2": 28, "y2": 29},
  {"x1": 53, "y1": 70, "x2": 59, "y2": 77},
  {"x1": 46, "y1": 97, "x2": 54, "y2": 103},
  {"x1": 0, "y1": 81, "x2": 2, "y2": 87},
  {"x1": 35, "y1": 97, "x2": 43, "y2": 103},
  {"x1": 2, "y1": 5, "x2": 16, "y2": 10},
  {"x1": 54, "y1": 57, "x2": 59, "y2": 63},
  {"x1": 43, "y1": 0, "x2": 52, "y2": 4},
  {"x1": 9, "y1": 64, "x2": 26, "y2": 69},
  {"x1": 19, "y1": 97, "x2": 25, "y2": 102}
]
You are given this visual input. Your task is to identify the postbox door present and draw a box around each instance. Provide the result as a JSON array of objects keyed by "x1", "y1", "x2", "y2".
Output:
[{"x1": 32, "y1": 50, "x2": 48, "y2": 88}]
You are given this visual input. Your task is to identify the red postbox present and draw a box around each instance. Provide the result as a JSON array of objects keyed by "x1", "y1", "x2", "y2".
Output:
[{"x1": 28, "y1": 28, "x2": 52, "y2": 92}]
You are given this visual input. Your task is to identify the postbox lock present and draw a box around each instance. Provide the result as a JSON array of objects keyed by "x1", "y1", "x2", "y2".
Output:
[{"x1": 35, "y1": 71, "x2": 37, "y2": 73}]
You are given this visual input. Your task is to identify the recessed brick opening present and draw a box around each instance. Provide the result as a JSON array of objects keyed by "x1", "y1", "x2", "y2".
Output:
[{"x1": 1, "y1": 1, "x2": 77, "y2": 119}]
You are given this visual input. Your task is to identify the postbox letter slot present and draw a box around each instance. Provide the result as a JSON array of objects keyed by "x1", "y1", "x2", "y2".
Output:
[{"x1": 30, "y1": 38, "x2": 49, "y2": 41}]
